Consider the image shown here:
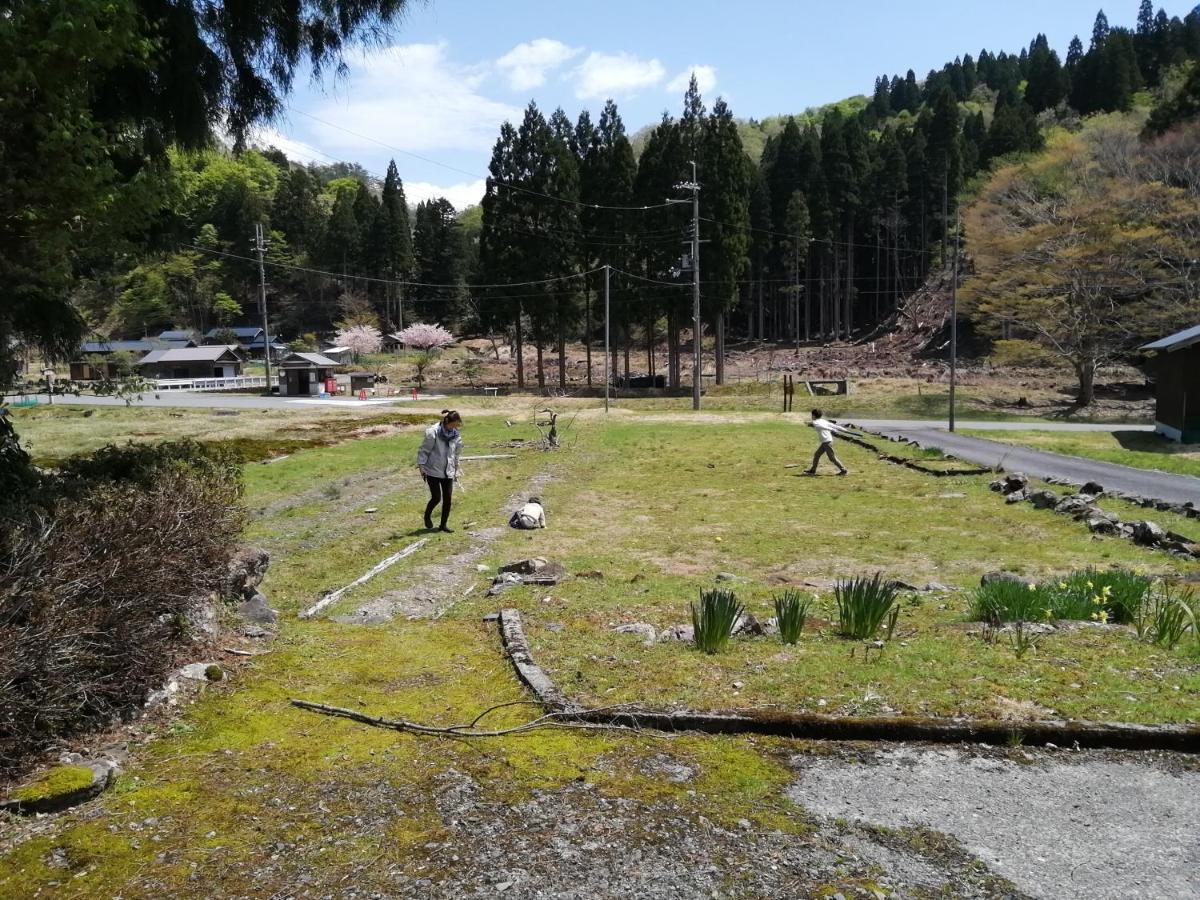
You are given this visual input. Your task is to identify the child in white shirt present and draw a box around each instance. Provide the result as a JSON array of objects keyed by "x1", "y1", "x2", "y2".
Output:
[
  {"x1": 509, "y1": 496, "x2": 546, "y2": 529},
  {"x1": 805, "y1": 408, "x2": 851, "y2": 476}
]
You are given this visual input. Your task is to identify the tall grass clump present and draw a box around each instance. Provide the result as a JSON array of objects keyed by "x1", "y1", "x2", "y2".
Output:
[
  {"x1": 773, "y1": 590, "x2": 812, "y2": 644},
  {"x1": 969, "y1": 579, "x2": 1048, "y2": 624},
  {"x1": 1141, "y1": 584, "x2": 1197, "y2": 649},
  {"x1": 834, "y1": 574, "x2": 900, "y2": 639},
  {"x1": 1049, "y1": 568, "x2": 1152, "y2": 623},
  {"x1": 691, "y1": 589, "x2": 744, "y2": 654}
]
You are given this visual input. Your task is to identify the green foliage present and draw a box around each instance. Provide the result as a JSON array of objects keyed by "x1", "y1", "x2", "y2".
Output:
[
  {"x1": 1144, "y1": 585, "x2": 1197, "y2": 649},
  {"x1": 1052, "y1": 568, "x2": 1153, "y2": 624},
  {"x1": 691, "y1": 589, "x2": 744, "y2": 655},
  {"x1": 773, "y1": 590, "x2": 812, "y2": 645},
  {"x1": 834, "y1": 574, "x2": 900, "y2": 639},
  {"x1": 988, "y1": 339, "x2": 1060, "y2": 368},
  {"x1": 970, "y1": 579, "x2": 1048, "y2": 624}
]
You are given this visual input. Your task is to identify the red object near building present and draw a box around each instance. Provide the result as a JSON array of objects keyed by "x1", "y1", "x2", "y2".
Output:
[
  {"x1": 358, "y1": 389, "x2": 368, "y2": 401},
  {"x1": 411, "y1": 387, "x2": 419, "y2": 400},
  {"x1": 325, "y1": 377, "x2": 337, "y2": 394}
]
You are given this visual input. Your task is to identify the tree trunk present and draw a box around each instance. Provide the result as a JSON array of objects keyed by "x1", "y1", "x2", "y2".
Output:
[
  {"x1": 585, "y1": 288, "x2": 592, "y2": 387},
  {"x1": 557, "y1": 329, "x2": 566, "y2": 390},
  {"x1": 832, "y1": 246, "x2": 841, "y2": 342},
  {"x1": 646, "y1": 314, "x2": 655, "y2": 378},
  {"x1": 756, "y1": 276, "x2": 764, "y2": 342},
  {"x1": 845, "y1": 216, "x2": 855, "y2": 341},
  {"x1": 623, "y1": 327, "x2": 630, "y2": 383},
  {"x1": 1075, "y1": 358, "x2": 1096, "y2": 406},
  {"x1": 536, "y1": 342, "x2": 545, "y2": 389},
  {"x1": 715, "y1": 311, "x2": 725, "y2": 385},
  {"x1": 515, "y1": 306, "x2": 525, "y2": 390}
]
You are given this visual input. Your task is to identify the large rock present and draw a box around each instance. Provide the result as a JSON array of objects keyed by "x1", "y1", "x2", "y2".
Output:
[
  {"x1": 1027, "y1": 490, "x2": 1059, "y2": 510},
  {"x1": 981, "y1": 572, "x2": 1036, "y2": 588},
  {"x1": 612, "y1": 623, "x2": 657, "y2": 645},
  {"x1": 658, "y1": 624, "x2": 694, "y2": 643},
  {"x1": 1131, "y1": 520, "x2": 1166, "y2": 546},
  {"x1": 1004, "y1": 489, "x2": 1029, "y2": 504},
  {"x1": 733, "y1": 613, "x2": 765, "y2": 636},
  {"x1": 1001, "y1": 473, "x2": 1029, "y2": 494},
  {"x1": 236, "y1": 590, "x2": 278, "y2": 625},
  {"x1": 221, "y1": 546, "x2": 270, "y2": 602},
  {"x1": 1054, "y1": 495, "x2": 1095, "y2": 519},
  {"x1": 498, "y1": 558, "x2": 566, "y2": 583},
  {"x1": 1086, "y1": 515, "x2": 1120, "y2": 535},
  {"x1": 0, "y1": 760, "x2": 117, "y2": 815},
  {"x1": 1080, "y1": 481, "x2": 1104, "y2": 497}
]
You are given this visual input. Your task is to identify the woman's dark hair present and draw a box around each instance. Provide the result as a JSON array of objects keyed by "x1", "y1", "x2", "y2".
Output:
[
  {"x1": 441, "y1": 409, "x2": 462, "y2": 427},
  {"x1": 811, "y1": 408, "x2": 823, "y2": 419},
  {"x1": 529, "y1": 496, "x2": 541, "y2": 504}
]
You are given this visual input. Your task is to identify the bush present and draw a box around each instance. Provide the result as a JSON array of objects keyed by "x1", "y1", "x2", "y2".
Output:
[
  {"x1": 970, "y1": 580, "x2": 1049, "y2": 623},
  {"x1": 691, "y1": 589, "x2": 743, "y2": 655},
  {"x1": 835, "y1": 574, "x2": 900, "y2": 639},
  {"x1": 1142, "y1": 585, "x2": 1197, "y2": 649},
  {"x1": 1047, "y1": 568, "x2": 1152, "y2": 624},
  {"x1": 0, "y1": 441, "x2": 244, "y2": 774},
  {"x1": 774, "y1": 590, "x2": 812, "y2": 645}
]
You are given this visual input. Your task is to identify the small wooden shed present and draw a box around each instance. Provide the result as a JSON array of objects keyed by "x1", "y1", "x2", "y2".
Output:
[
  {"x1": 278, "y1": 352, "x2": 338, "y2": 397},
  {"x1": 136, "y1": 346, "x2": 243, "y2": 380},
  {"x1": 1141, "y1": 324, "x2": 1200, "y2": 443}
]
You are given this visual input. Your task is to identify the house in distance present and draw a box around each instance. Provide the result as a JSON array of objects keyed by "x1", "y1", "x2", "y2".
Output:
[
  {"x1": 1141, "y1": 324, "x2": 1200, "y2": 444},
  {"x1": 135, "y1": 346, "x2": 244, "y2": 380}
]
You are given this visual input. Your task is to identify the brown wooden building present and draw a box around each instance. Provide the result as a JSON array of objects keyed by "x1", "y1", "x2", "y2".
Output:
[
  {"x1": 135, "y1": 346, "x2": 243, "y2": 380},
  {"x1": 1141, "y1": 324, "x2": 1200, "y2": 444}
]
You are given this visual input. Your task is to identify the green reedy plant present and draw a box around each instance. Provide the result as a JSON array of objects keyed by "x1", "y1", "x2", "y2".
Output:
[
  {"x1": 691, "y1": 589, "x2": 744, "y2": 655},
  {"x1": 1147, "y1": 585, "x2": 1196, "y2": 649},
  {"x1": 969, "y1": 579, "x2": 1048, "y2": 624},
  {"x1": 834, "y1": 574, "x2": 900, "y2": 640},
  {"x1": 773, "y1": 590, "x2": 812, "y2": 645}
]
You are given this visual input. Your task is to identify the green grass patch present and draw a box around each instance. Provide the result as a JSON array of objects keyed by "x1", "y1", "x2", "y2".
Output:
[{"x1": 961, "y1": 428, "x2": 1200, "y2": 477}]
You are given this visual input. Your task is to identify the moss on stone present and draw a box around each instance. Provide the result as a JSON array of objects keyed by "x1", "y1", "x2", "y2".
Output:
[{"x1": 10, "y1": 764, "x2": 95, "y2": 803}]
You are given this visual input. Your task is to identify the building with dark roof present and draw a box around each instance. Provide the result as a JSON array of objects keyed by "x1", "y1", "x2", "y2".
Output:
[
  {"x1": 1141, "y1": 324, "x2": 1200, "y2": 443},
  {"x1": 134, "y1": 346, "x2": 243, "y2": 380},
  {"x1": 279, "y1": 352, "x2": 338, "y2": 396}
]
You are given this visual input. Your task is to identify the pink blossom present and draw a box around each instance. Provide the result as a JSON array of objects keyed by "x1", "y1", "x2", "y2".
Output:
[{"x1": 396, "y1": 323, "x2": 456, "y2": 350}]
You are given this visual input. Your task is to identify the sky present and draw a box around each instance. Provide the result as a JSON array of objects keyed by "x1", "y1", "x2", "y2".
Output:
[{"x1": 257, "y1": 0, "x2": 1157, "y2": 209}]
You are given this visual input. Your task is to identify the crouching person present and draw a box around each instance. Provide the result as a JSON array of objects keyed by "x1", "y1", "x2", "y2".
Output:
[{"x1": 509, "y1": 496, "x2": 546, "y2": 530}]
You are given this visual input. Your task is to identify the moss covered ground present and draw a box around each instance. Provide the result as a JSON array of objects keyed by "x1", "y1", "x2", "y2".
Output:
[{"x1": 1, "y1": 406, "x2": 1195, "y2": 896}]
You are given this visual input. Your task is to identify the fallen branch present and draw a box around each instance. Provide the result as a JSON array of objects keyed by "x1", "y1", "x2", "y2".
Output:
[
  {"x1": 460, "y1": 454, "x2": 516, "y2": 461},
  {"x1": 289, "y1": 698, "x2": 643, "y2": 738},
  {"x1": 300, "y1": 538, "x2": 428, "y2": 619}
]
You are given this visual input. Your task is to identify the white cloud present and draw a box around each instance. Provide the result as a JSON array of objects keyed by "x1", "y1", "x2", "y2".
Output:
[
  {"x1": 405, "y1": 179, "x2": 487, "y2": 211},
  {"x1": 667, "y1": 64, "x2": 718, "y2": 97},
  {"x1": 304, "y1": 42, "x2": 521, "y2": 155},
  {"x1": 572, "y1": 51, "x2": 666, "y2": 100},
  {"x1": 496, "y1": 38, "x2": 581, "y2": 91}
]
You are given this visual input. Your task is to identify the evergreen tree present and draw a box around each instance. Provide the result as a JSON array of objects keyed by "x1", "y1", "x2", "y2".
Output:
[
  {"x1": 410, "y1": 198, "x2": 465, "y2": 325},
  {"x1": 1092, "y1": 10, "x2": 1110, "y2": 49},
  {"x1": 478, "y1": 121, "x2": 527, "y2": 386},
  {"x1": 272, "y1": 167, "x2": 321, "y2": 256},
  {"x1": 700, "y1": 97, "x2": 751, "y2": 381},
  {"x1": 319, "y1": 184, "x2": 360, "y2": 275},
  {"x1": 924, "y1": 87, "x2": 962, "y2": 258},
  {"x1": 1066, "y1": 35, "x2": 1085, "y2": 70},
  {"x1": 1025, "y1": 40, "x2": 1068, "y2": 112},
  {"x1": 366, "y1": 160, "x2": 413, "y2": 329}
]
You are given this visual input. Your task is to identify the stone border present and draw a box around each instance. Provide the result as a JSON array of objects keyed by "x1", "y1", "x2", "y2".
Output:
[
  {"x1": 838, "y1": 432, "x2": 993, "y2": 478},
  {"x1": 0, "y1": 760, "x2": 116, "y2": 816},
  {"x1": 494, "y1": 609, "x2": 1200, "y2": 753}
]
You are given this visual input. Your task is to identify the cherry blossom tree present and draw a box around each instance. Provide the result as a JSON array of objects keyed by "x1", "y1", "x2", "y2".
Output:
[
  {"x1": 397, "y1": 323, "x2": 456, "y2": 386},
  {"x1": 335, "y1": 324, "x2": 383, "y2": 361}
]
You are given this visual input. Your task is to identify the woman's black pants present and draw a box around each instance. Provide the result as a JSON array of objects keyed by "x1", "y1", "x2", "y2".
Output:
[{"x1": 424, "y1": 476, "x2": 453, "y2": 528}]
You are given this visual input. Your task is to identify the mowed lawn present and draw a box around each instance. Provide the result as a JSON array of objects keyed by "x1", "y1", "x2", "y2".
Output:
[
  {"x1": 961, "y1": 428, "x2": 1200, "y2": 477},
  {"x1": 451, "y1": 416, "x2": 1200, "y2": 724}
]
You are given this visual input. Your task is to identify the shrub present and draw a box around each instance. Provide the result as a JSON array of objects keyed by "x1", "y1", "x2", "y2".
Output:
[
  {"x1": 691, "y1": 589, "x2": 743, "y2": 654},
  {"x1": 773, "y1": 590, "x2": 812, "y2": 644},
  {"x1": 835, "y1": 574, "x2": 900, "y2": 639},
  {"x1": 969, "y1": 580, "x2": 1048, "y2": 623},
  {"x1": 0, "y1": 442, "x2": 244, "y2": 774},
  {"x1": 1051, "y1": 568, "x2": 1152, "y2": 624}
]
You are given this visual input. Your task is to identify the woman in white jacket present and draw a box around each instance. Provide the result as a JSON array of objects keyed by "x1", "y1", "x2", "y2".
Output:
[{"x1": 416, "y1": 410, "x2": 464, "y2": 532}]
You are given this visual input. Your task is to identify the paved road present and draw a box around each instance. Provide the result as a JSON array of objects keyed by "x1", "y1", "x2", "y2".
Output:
[{"x1": 857, "y1": 422, "x2": 1200, "y2": 506}]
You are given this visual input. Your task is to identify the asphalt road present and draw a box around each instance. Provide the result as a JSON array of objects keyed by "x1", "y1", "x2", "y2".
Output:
[
  {"x1": 857, "y1": 421, "x2": 1200, "y2": 506},
  {"x1": 12, "y1": 392, "x2": 439, "y2": 411}
]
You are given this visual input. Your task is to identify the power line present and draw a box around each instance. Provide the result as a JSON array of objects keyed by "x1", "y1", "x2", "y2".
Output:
[
  {"x1": 288, "y1": 108, "x2": 676, "y2": 212},
  {"x1": 190, "y1": 244, "x2": 604, "y2": 289}
]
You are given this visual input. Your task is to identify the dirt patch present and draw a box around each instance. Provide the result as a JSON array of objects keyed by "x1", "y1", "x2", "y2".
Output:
[{"x1": 333, "y1": 468, "x2": 560, "y2": 623}]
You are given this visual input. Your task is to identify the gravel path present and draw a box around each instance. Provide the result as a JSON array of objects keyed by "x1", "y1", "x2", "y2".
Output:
[
  {"x1": 788, "y1": 745, "x2": 1200, "y2": 900},
  {"x1": 858, "y1": 424, "x2": 1200, "y2": 505}
]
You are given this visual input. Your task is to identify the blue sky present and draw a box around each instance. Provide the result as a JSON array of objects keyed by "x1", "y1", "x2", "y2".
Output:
[{"x1": 258, "y1": 0, "x2": 1155, "y2": 208}]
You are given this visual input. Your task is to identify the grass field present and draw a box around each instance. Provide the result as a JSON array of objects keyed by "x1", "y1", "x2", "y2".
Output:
[
  {"x1": 2, "y1": 405, "x2": 1197, "y2": 896},
  {"x1": 961, "y1": 428, "x2": 1200, "y2": 477}
]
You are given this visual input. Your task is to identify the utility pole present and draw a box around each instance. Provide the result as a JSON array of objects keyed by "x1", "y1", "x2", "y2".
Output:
[
  {"x1": 949, "y1": 207, "x2": 959, "y2": 432},
  {"x1": 254, "y1": 223, "x2": 273, "y2": 391},
  {"x1": 669, "y1": 163, "x2": 702, "y2": 410},
  {"x1": 603, "y1": 264, "x2": 611, "y2": 413}
]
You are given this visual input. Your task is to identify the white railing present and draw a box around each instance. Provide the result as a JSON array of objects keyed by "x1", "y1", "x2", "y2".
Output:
[{"x1": 152, "y1": 375, "x2": 277, "y2": 392}]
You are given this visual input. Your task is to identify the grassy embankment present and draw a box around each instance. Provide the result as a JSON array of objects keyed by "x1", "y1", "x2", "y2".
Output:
[{"x1": 961, "y1": 428, "x2": 1200, "y2": 478}]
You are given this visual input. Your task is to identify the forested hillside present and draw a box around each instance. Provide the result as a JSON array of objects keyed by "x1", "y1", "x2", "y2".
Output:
[{"x1": 7, "y1": 2, "x2": 1200, "y2": 397}]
